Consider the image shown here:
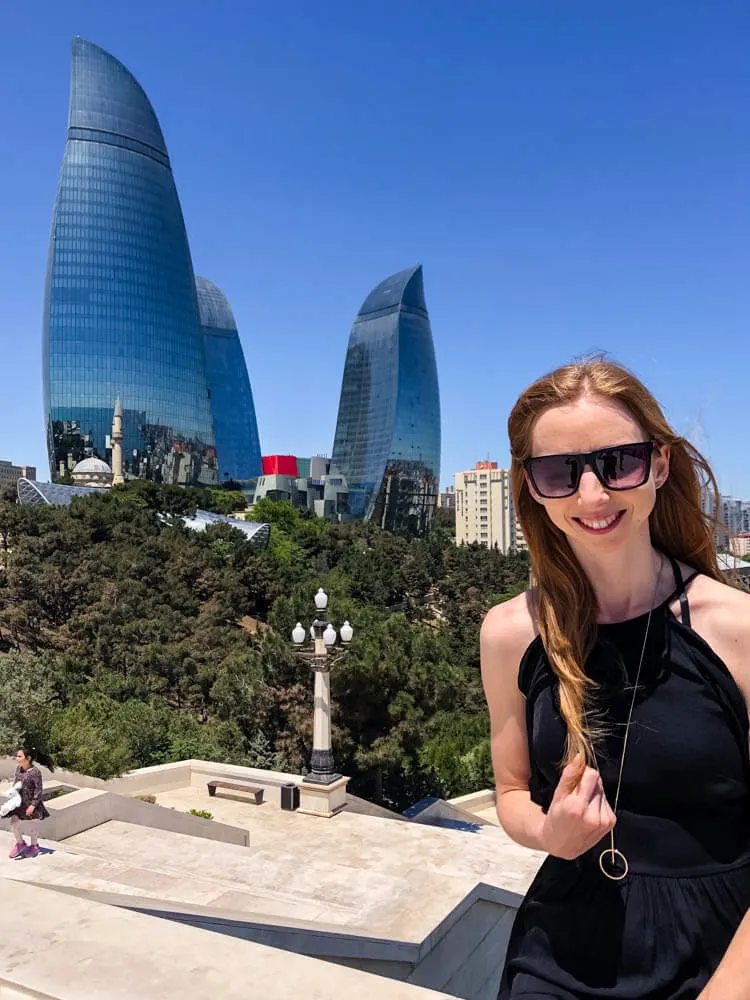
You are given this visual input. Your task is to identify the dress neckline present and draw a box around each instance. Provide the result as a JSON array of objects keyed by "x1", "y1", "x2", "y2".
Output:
[
  {"x1": 597, "y1": 594, "x2": 672, "y2": 629},
  {"x1": 596, "y1": 562, "x2": 699, "y2": 629}
]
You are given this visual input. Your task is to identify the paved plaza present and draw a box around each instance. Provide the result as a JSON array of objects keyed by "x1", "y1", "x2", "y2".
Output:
[{"x1": 0, "y1": 760, "x2": 542, "y2": 999}]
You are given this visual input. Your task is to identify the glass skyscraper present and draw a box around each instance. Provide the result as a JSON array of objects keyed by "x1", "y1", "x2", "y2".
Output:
[
  {"x1": 195, "y1": 276, "x2": 262, "y2": 482},
  {"x1": 331, "y1": 265, "x2": 441, "y2": 535},
  {"x1": 43, "y1": 37, "x2": 217, "y2": 485}
]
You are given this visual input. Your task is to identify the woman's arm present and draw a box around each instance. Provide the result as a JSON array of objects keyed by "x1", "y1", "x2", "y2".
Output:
[
  {"x1": 692, "y1": 581, "x2": 750, "y2": 998},
  {"x1": 481, "y1": 596, "x2": 548, "y2": 850},
  {"x1": 699, "y1": 909, "x2": 750, "y2": 1000},
  {"x1": 481, "y1": 595, "x2": 620, "y2": 861}
]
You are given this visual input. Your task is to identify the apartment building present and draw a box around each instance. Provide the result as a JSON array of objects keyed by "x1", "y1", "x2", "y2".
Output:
[
  {"x1": 701, "y1": 487, "x2": 750, "y2": 549},
  {"x1": 455, "y1": 461, "x2": 526, "y2": 553}
]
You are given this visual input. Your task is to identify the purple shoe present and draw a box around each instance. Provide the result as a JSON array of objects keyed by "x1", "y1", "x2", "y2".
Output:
[
  {"x1": 9, "y1": 841, "x2": 26, "y2": 859},
  {"x1": 25, "y1": 845, "x2": 40, "y2": 859}
]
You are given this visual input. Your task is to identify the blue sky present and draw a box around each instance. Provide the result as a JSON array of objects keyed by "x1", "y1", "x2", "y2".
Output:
[{"x1": 2, "y1": 1, "x2": 749, "y2": 494}]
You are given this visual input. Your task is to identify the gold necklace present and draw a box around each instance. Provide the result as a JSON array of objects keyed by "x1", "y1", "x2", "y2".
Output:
[{"x1": 597, "y1": 556, "x2": 665, "y2": 881}]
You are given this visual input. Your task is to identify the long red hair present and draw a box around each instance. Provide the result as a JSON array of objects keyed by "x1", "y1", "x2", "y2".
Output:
[{"x1": 509, "y1": 358, "x2": 723, "y2": 764}]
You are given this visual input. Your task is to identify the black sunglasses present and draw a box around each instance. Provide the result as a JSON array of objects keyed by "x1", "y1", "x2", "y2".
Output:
[{"x1": 524, "y1": 441, "x2": 655, "y2": 499}]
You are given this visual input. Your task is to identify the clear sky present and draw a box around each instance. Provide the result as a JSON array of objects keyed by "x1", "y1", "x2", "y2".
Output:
[{"x1": 2, "y1": 1, "x2": 749, "y2": 494}]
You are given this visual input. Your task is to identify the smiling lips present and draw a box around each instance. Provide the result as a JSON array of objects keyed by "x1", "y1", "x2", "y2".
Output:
[{"x1": 575, "y1": 510, "x2": 625, "y2": 533}]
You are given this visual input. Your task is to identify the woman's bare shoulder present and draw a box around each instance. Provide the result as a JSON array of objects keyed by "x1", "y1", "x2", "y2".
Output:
[
  {"x1": 481, "y1": 591, "x2": 538, "y2": 664},
  {"x1": 685, "y1": 571, "x2": 750, "y2": 624},
  {"x1": 682, "y1": 571, "x2": 750, "y2": 700}
]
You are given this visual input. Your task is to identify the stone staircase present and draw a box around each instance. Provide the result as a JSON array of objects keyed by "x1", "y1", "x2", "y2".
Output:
[{"x1": 1, "y1": 823, "x2": 361, "y2": 924}]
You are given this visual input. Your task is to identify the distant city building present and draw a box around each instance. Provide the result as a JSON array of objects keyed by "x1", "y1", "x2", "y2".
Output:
[
  {"x1": 0, "y1": 461, "x2": 36, "y2": 485},
  {"x1": 195, "y1": 277, "x2": 262, "y2": 482},
  {"x1": 730, "y1": 534, "x2": 750, "y2": 558},
  {"x1": 721, "y1": 496, "x2": 750, "y2": 537},
  {"x1": 44, "y1": 38, "x2": 217, "y2": 486},
  {"x1": 253, "y1": 455, "x2": 349, "y2": 521},
  {"x1": 701, "y1": 487, "x2": 750, "y2": 549},
  {"x1": 438, "y1": 485, "x2": 456, "y2": 510},
  {"x1": 262, "y1": 455, "x2": 299, "y2": 477},
  {"x1": 455, "y1": 461, "x2": 526, "y2": 553},
  {"x1": 331, "y1": 265, "x2": 440, "y2": 537}
]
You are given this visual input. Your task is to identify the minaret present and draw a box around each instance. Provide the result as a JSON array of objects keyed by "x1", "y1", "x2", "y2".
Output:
[{"x1": 111, "y1": 398, "x2": 124, "y2": 485}]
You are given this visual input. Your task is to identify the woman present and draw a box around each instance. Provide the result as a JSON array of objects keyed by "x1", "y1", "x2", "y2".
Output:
[
  {"x1": 481, "y1": 359, "x2": 750, "y2": 1000},
  {"x1": 7, "y1": 746, "x2": 54, "y2": 859}
]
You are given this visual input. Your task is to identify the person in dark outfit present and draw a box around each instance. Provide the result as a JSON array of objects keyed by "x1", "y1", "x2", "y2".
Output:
[
  {"x1": 8, "y1": 746, "x2": 54, "y2": 859},
  {"x1": 481, "y1": 359, "x2": 750, "y2": 1000}
]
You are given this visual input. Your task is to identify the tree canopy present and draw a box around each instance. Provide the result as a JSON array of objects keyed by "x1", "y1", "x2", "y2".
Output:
[{"x1": 0, "y1": 485, "x2": 528, "y2": 811}]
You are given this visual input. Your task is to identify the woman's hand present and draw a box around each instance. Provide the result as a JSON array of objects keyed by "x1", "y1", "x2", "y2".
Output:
[
  {"x1": 541, "y1": 755, "x2": 616, "y2": 860},
  {"x1": 25, "y1": 806, "x2": 34, "y2": 818}
]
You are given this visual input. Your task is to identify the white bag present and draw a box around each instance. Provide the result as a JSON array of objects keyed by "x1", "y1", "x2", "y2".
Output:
[{"x1": 0, "y1": 782, "x2": 22, "y2": 818}]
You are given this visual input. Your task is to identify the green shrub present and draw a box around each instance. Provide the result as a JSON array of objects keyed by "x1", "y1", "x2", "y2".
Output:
[
  {"x1": 44, "y1": 787, "x2": 70, "y2": 800},
  {"x1": 189, "y1": 808, "x2": 212, "y2": 820}
]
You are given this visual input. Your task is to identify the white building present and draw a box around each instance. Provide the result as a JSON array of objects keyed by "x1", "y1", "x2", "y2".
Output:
[
  {"x1": 729, "y1": 534, "x2": 750, "y2": 558},
  {"x1": 701, "y1": 487, "x2": 750, "y2": 549},
  {"x1": 455, "y1": 462, "x2": 526, "y2": 553}
]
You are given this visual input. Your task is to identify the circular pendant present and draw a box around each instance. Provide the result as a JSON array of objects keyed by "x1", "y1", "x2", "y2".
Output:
[{"x1": 599, "y1": 847, "x2": 629, "y2": 881}]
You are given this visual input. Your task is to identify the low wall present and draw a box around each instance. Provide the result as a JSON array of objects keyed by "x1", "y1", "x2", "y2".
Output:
[
  {"x1": 1, "y1": 757, "x2": 321, "y2": 810},
  {"x1": 407, "y1": 896, "x2": 515, "y2": 999},
  {"x1": 0, "y1": 787, "x2": 249, "y2": 848},
  {"x1": 448, "y1": 790, "x2": 496, "y2": 812},
  {"x1": 328, "y1": 899, "x2": 515, "y2": 1000},
  {"x1": 109, "y1": 761, "x2": 193, "y2": 795},
  {"x1": 36, "y1": 879, "x2": 521, "y2": 999},
  {"x1": 187, "y1": 761, "x2": 303, "y2": 807},
  {"x1": 403, "y1": 798, "x2": 495, "y2": 831}
]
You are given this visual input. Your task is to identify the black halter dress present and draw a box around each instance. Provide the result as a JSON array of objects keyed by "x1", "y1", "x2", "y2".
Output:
[{"x1": 499, "y1": 562, "x2": 750, "y2": 1000}]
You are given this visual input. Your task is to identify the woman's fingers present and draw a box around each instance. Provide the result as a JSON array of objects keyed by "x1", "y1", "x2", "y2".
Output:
[
  {"x1": 573, "y1": 766, "x2": 602, "y2": 805},
  {"x1": 599, "y1": 791, "x2": 616, "y2": 831}
]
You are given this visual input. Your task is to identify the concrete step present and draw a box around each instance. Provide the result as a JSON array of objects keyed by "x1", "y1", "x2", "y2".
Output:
[
  {"x1": 3, "y1": 843, "x2": 339, "y2": 925},
  {"x1": 61, "y1": 821, "x2": 412, "y2": 922},
  {"x1": 5, "y1": 822, "x2": 417, "y2": 927}
]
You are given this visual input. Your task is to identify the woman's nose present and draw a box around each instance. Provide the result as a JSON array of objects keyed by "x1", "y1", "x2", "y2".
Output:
[{"x1": 577, "y1": 465, "x2": 609, "y2": 503}]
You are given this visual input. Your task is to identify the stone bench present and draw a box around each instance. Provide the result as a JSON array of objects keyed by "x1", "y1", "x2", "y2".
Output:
[{"x1": 207, "y1": 780, "x2": 264, "y2": 805}]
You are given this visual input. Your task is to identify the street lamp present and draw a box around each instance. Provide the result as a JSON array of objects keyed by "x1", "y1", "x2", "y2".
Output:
[{"x1": 291, "y1": 588, "x2": 353, "y2": 785}]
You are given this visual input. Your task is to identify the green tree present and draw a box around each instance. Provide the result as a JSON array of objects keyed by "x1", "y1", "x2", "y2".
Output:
[{"x1": 0, "y1": 487, "x2": 529, "y2": 801}]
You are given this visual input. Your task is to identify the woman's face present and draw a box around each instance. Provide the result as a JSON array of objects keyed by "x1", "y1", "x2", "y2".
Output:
[
  {"x1": 15, "y1": 750, "x2": 30, "y2": 769},
  {"x1": 527, "y1": 394, "x2": 670, "y2": 556}
]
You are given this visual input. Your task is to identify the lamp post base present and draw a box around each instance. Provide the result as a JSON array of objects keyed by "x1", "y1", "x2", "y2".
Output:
[
  {"x1": 304, "y1": 748, "x2": 341, "y2": 785},
  {"x1": 298, "y1": 773, "x2": 350, "y2": 817},
  {"x1": 303, "y1": 771, "x2": 343, "y2": 786}
]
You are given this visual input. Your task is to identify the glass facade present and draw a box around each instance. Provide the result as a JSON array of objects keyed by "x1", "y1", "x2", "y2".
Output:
[
  {"x1": 195, "y1": 276, "x2": 262, "y2": 482},
  {"x1": 43, "y1": 38, "x2": 217, "y2": 485},
  {"x1": 331, "y1": 265, "x2": 441, "y2": 535}
]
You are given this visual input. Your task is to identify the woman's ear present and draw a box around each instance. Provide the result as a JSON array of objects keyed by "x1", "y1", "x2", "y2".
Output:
[
  {"x1": 525, "y1": 471, "x2": 544, "y2": 504},
  {"x1": 653, "y1": 443, "x2": 671, "y2": 489}
]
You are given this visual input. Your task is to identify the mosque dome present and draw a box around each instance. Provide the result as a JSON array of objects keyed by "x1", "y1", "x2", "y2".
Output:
[
  {"x1": 71, "y1": 456, "x2": 114, "y2": 487},
  {"x1": 72, "y1": 457, "x2": 112, "y2": 475}
]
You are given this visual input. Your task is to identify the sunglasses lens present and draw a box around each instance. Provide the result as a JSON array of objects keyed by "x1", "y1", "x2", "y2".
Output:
[
  {"x1": 595, "y1": 444, "x2": 651, "y2": 488},
  {"x1": 530, "y1": 455, "x2": 582, "y2": 497}
]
